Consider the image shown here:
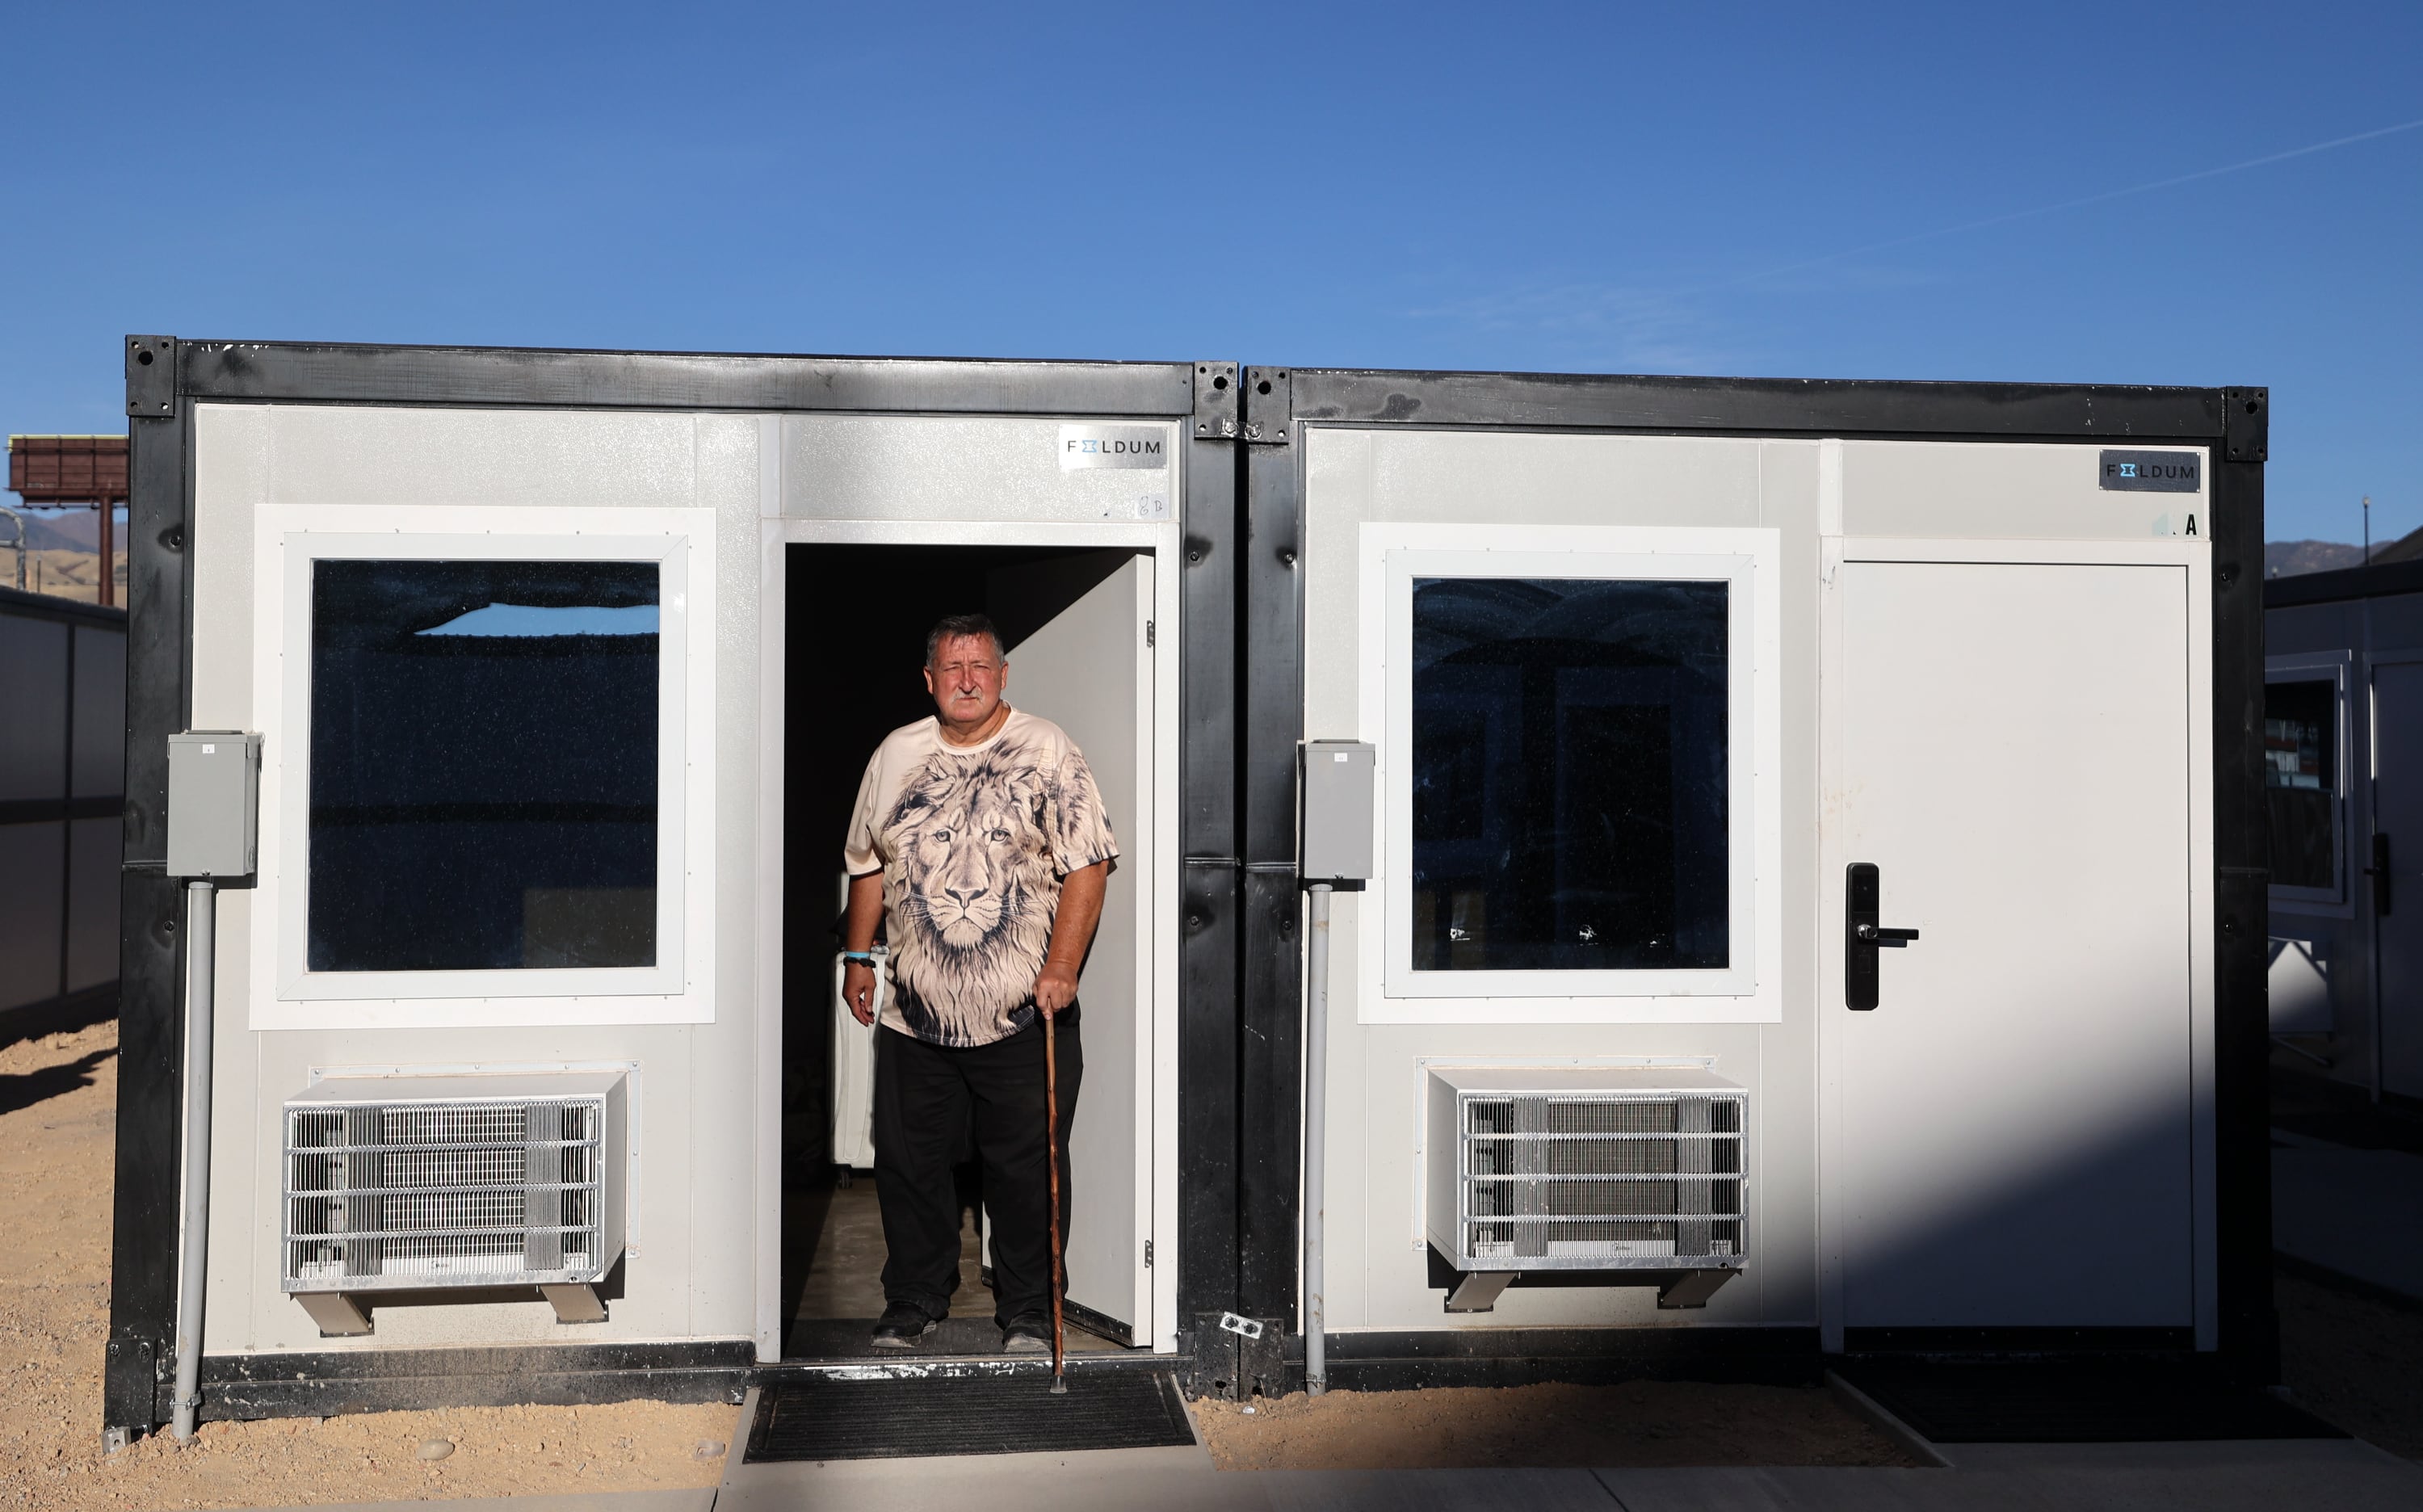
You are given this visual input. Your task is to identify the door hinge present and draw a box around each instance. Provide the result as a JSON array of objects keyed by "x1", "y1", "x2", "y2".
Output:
[
  {"x1": 1144, "y1": 1239, "x2": 1154, "y2": 1268},
  {"x1": 1145, "y1": 620, "x2": 1155, "y2": 649}
]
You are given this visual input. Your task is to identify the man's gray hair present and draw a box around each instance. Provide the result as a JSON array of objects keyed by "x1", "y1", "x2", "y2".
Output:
[{"x1": 925, "y1": 613, "x2": 1006, "y2": 666}]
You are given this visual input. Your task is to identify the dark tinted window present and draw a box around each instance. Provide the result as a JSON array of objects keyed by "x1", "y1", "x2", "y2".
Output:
[
  {"x1": 1410, "y1": 578, "x2": 1728, "y2": 972},
  {"x1": 2265, "y1": 678, "x2": 2337, "y2": 892},
  {"x1": 309, "y1": 560, "x2": 660, "y2": 972}
]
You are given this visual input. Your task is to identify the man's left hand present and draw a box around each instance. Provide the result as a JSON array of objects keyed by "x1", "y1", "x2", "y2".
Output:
[{"x1": 1035, "y1": 961, "x2": 1079, "y2": 1018}]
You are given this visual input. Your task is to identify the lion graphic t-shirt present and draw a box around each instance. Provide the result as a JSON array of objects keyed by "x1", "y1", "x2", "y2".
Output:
[{"x1": 843, "y1": 708, "x2": 1118, "y2": 1048}]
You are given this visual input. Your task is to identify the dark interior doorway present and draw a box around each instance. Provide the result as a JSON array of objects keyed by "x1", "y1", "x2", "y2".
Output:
[{"x1": 779, "y1": 541, "x2": 1141, "y2": 1357}]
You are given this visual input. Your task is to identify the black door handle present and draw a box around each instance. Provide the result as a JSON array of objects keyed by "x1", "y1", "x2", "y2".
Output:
[
  {"x1": 1847, "y1": 862, "x2": 1920, "y2": 1010},
  {"x1": 2366, "y1": 832, "x2": 2391, "y2": 917}
]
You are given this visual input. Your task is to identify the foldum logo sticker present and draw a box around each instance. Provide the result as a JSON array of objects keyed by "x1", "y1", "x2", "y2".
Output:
[
  {"x1": 2098, "y1": 449, "x2": 2200, "y2": 494},
  {"x1": 1060, "y1": 425, "x2": 1168, "y2": 472}
]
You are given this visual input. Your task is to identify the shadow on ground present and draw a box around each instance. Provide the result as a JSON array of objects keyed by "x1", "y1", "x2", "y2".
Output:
[{"x1": 0, "y1": 1044, "x2": 115, "y2": 1117}]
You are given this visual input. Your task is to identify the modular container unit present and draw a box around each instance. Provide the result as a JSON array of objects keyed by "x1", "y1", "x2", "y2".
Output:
[
  {"x1": 0, "y1": 583, "x2": 125, "y2": 1033},
  {"x1": 2262, "y1": 558, "x2": 2423, "y2": 1100},
  {"x1": 105, "y1": 339, "x2": 2271, "y2": 1443}
]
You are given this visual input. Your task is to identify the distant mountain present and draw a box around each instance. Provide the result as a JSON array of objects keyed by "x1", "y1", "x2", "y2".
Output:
[
  {"x1": 2266, "y1": 526, "x2": 2423, "y2": 578},
  {"x1": 2267, "y1": 540, "x2": 2366, "y2": 578},
  {"x1": 2, "y1": 509, "x2": 99, "y2": 552}
]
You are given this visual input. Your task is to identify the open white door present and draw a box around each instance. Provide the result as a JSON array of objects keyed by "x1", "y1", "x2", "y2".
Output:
[{"x1": 993, "y1": 553, "x2": 1154, "y2": 1342}]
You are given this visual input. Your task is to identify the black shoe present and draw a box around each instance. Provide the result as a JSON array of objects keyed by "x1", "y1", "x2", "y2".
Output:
[
  {"x1": 871, "y1": 1302, "x2": 939, "y2": 1350},
  {"x1": 1001, "y1": 1314, "x2": 1052, "y2": 1354}
]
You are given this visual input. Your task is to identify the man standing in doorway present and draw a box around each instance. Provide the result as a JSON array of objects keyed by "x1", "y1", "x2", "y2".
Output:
[{"x1": 841, "y1": 614, "x2": 1116, "y2": 1352}]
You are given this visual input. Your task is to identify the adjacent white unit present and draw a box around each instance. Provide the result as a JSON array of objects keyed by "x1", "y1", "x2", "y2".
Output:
[
  {"x1": 2375, "y1": 662, "x2": 2423, "y2": 1098},
  {"x1": 1426, "y1": 1067, "x2": 1746, "y2": 1308},
  {"x1": 281, "y1": 1073, "x2": 627, "y2": 1332}
]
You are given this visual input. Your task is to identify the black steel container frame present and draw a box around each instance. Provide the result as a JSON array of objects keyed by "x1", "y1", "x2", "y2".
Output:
[
  {"x1": 107, "y1": 339, "x2": 1245, "y2": 1435},
  {"x1": 1228, "y1": 368, "x2": 2274, "y2": 1384},
  {"x1": 107, "y1": 338, "x2": 2270, "y2": 1438}
]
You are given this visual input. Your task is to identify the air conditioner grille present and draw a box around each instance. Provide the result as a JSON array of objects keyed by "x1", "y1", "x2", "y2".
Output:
[
  {"x1": 281, "y1": 1090, "x2": 614, "y2": 1292},
  {"x1": 1453, "y1": 1090, "x2": 1746, "y2": 1269}
]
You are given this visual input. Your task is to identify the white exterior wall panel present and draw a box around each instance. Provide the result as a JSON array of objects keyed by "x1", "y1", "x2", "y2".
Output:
[
  {"x1": 1302, "y1": 426, "x2": 2215, "y2": 1342},
  {"x1": 1301, "y1": 428, "x2": 1820, "y2": 1334},
  {"x1": 189, "y1": 404, "x2": 762, "y2": 1354}
]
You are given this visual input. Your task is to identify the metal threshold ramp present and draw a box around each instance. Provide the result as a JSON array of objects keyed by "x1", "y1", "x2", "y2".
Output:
[{"x1": 745, "y1": 1371, "x2": 1196, "y2": 1462}]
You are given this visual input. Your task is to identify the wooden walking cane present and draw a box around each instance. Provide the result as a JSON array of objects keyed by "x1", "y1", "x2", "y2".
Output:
[{"x1": 1044, "y1": 1007, "x2": 1067, "y2": 1393}]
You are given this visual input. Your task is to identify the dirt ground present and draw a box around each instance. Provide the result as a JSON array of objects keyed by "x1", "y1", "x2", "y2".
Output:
[
  {"x1": 0, "y1": 1018, "x2": 739, "y2": 1510},
  {"x1": 10, "y1": 549, "x2": 124, "y2": 605},
  {"x1": 9, "y1": 1016, "x2": 2421, "y2": 1502},
  {"x1": 1195, "y1": 1381, "x2": 1922, "y2": 1471}
]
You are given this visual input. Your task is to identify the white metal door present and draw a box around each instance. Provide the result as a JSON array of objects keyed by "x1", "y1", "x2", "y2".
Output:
[
  {"x1": 2371, "y1": 661, "x2": 2423, "y2": 1098},
  {"x1": 992, "y1": 554, "x2": 1154, "y2": 1340},
  {"x1": 1832, "y1": 556, "x2": 2198, "y2": 1331}
]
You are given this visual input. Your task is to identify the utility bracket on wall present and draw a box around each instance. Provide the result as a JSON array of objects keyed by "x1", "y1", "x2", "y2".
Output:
[
  {"x1": 541, "y1": 1283, "x2": 609, "y2": 1325},
  {"x1": 293, "y1": 1283, "x2": 607, "y2": 1337},
  {"x1": 1439, "y1": 1265, "x2": 1742, "y2": 1313},
  {"x1": 294, "y1": 1292, "x2": 374, "y2": 1338},
  {"x1": 1656, "y1": 1269, "x2": 1739, "y2": 1310},
  {"x1": 1444, "y1": 1272, "x2": 1514, "y2": 1312}
]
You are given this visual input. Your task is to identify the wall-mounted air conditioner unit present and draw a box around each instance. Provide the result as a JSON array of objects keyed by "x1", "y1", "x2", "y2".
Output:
[
  {"x1": 281, "y1": 1072, "x2": 627, "y2": 1336},
  {"x1": 1426, "y1": 1066, "x2": 1746, "y2": 1313}
]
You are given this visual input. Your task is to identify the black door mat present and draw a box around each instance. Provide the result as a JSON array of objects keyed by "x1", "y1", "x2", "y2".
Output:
[
  {"x1": 745, "y1": 1370, "x2": 1196, "y2": 1462},
  {"x1": 1835, "y1": 1359, "x2": 2346, "y2": 1444}
]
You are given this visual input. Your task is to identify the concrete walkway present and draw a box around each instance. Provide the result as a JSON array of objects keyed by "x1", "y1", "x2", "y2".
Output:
[
  {"x1": 241, "y1": 1125, "x2": 2423, "y2": 1512},
  {"x1": 241, "y1": 1435, "x2": 2423, "y2": 1512},
  {"x1": 2274, "y1": 1128, "x2": 2423, "y2": 1302},
  {"x1": 708, "y1": 1438, "x2": 2423, "y2": 1511}
]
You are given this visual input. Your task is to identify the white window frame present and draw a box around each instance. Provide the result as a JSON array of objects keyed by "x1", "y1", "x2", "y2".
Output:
[
  {"x1": 2265, "y1": 651, "x2": 2352, "y2": 915},
  {"x1": 1357, "y1": 523, "x2": 1781, "y2": 1025},
  {"x1": 248, "y1": 504, "x2": 716, "y2": 1030}
]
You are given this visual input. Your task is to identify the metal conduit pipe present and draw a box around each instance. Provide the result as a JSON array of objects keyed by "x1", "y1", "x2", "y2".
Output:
[
  {"x1": 171, "y1": 880, "x2": 216, "y2": 1442},
  {"x1": 0, "y1": 505, "x2": 26, "y2": 590},
  {"x1": 1302, "y1": 883, "x2": 1332, "y2": 1396}
]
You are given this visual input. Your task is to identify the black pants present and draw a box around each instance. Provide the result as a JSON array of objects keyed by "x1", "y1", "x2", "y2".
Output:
[{"x1": 872, "y1": 1015, "x2": 1080, "y2": 1328}]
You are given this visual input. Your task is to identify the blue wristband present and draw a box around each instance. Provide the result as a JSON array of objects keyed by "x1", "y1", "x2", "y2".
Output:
[{"x1": 842, "y1": 951, "x2": 876, "y2": 967}]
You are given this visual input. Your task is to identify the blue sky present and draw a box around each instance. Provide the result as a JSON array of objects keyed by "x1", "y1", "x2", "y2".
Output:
[{"x1": 4, "y1": 2, "x2": 2417, "y2": 544}]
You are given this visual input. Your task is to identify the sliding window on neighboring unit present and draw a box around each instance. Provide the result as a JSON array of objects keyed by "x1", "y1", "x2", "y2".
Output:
[{"x1": 2264, "y1": 657, "x2": 2349, "y2": 909}]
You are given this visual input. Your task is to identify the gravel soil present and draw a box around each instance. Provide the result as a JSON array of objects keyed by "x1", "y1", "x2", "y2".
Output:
[
  {"x1": 0, "y1": 1018, "x2": 739, "y2": 1510},
  {"x1": 10, "y1": 1014, "x2": 2419, "y2": 1501},
  {"x1": 1193, "y1": 1380, "x2": 1923, "y2": 1471}
]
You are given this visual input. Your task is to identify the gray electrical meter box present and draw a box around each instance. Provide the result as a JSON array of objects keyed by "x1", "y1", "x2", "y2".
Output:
[
  {"x1": 1299, "y1": 740, "x2": 1375, "y2": 884},
  {"x1": 166, "y1": 731, "x2": 263, "y2": 880}
]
